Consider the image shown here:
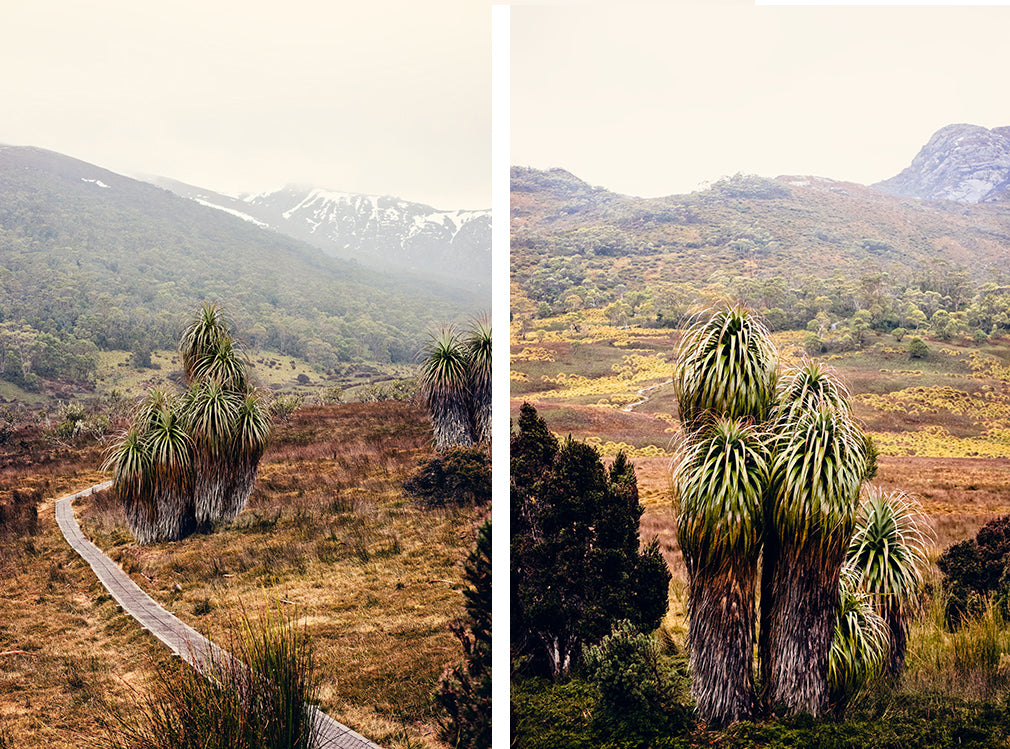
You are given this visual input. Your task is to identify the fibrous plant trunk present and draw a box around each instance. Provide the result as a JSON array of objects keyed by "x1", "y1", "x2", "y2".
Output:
[
  {"x1": 687, "y1": 561, "x2": 758, "y2": 725},
  {"x1": 432, "y1": 398, "x2": 474, "y2": 451},
  {"x1": 153, "y1": 487, "x2": 197, "y2": 542},
  {"x1": 223, "y1": 457, "x2": 260, "y2": 521},
  {"x1": 883, "y1": 602, "x2": 907, "y2": 678},
  {"x1": 761, "y1": 542, "x2": 846, "y2": 716}
]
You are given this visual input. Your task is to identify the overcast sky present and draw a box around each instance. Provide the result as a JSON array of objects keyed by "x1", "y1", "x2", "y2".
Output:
[
  {"x1": 0, "y1": 0, "x2": 490, "y2": 210},
  {"x1": 511, "y1": 2, "x2": 1010, "y2": 198}
]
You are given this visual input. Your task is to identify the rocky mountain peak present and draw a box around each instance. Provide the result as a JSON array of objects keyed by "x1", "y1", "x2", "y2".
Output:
[{"x1": 873, "y1": 123, "x2": 1010, "y2": 203}]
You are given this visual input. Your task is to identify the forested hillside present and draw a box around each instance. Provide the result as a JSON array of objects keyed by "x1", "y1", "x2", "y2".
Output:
[
  {"x1": 511, "y1": 166, "x2": 1010, "y2": 351},
  {"x1": 0, "y1": 146, "x2": 486, "y2": 395}
]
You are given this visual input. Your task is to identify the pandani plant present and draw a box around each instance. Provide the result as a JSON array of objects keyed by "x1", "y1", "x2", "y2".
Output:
[
  {"x1": 183, "y1": 380, "x2": 241, "y2": 525},
  {"x1": 464, "y1": 317, "x2": 492, "y2": 446},
  {"x1": 420, "y1": 327, "x2": 474, "y2": 451},
  {"x1": 674, "y1": 417, "x2": 768, "y2": 725},
  {"x1": 419, "y1": 316, "x2": 492, "y2": 452},
  {"x1": 673, "y1": 304, "x2": 776, "y2": 725},
  {"x1": 673, "y1": 305, "x2": 886, "y2": 724},
  {"x1": 761, "y1": 401, "x2": 867, "y2": 716},
  {"x1": 828, "y1": 564, "x2": 889, "y2": 714},
  {"x1": 674, "y1": 303, "x2": 777, "y2": 435},
  {"x1": 106, "y1": 303, "x2": 270, "y2": 544},
  {"x1": 224, "y1": 389, "x2": 272, "y2": 521},
  {"x1": 105, "y1": 390, "x2": 197, "y2": 544},
  {"x1": 847, "y1": 488, "x2": 931, "y2": 677}
]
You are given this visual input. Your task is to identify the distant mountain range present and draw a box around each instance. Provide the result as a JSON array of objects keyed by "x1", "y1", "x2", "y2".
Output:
[
  {"x1": 0, "y1": 144, "x2": 487, "y2": 393},
  {"x1": 510, "y1": 128, "x2": 1010, "y2": 324},
  {"x1": 147, "y1": 177, "x2": 490, "y2": 288}
]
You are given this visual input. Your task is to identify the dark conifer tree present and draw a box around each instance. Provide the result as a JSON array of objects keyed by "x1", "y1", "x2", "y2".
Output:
[
  {"x1": 511, "y1": 404, "x2": 670, "y2": 678},
  {"x1": 435, "y1": 520, "x2": 491, "y2": 749}
]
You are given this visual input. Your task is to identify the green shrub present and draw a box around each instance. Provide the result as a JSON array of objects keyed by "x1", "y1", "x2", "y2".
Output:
[
  {"x1": 583, "y1": 620, "x2": 691, "y2": 742},
  {"x1": 402, "y1": 446, "x2": 490, "y2": 507},
  {"x1": 938, "y1": 516, "x2": 1010, "y2": 628},
  {"x1": 908, "y1": 336, "x2": 929, "y2": 359},
  {"x1": 435, "y1": 520, "x2": 491, "y2": 749}
]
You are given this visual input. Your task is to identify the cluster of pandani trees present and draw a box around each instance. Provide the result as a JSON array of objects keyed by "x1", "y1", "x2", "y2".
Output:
[
  {"x1": 419, "y1": 318, "x2": 492, "y2": 451},
  {"x1": 673, "y1": 303, "x2": 930, "y2": 725},
  {"x1": 105, "y1": 304, "x2": 271, "y2": 545}
]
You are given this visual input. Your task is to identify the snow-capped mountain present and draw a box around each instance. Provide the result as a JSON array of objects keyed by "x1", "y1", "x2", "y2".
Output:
[
  {"x1": 873, "y1": 124, "x2": 1010, "y2": 203},
  {"x1": 149, "y1": 178, "x2": 490, "y2": 287}
]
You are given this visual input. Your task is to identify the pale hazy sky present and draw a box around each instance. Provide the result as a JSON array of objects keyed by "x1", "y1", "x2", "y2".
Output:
[
  {"x1": 511, "y1": 3, "x2": 1010, "y2": 198},
  {"x1": 1, "y1": 0, "x2": 490, "y2": 210}
]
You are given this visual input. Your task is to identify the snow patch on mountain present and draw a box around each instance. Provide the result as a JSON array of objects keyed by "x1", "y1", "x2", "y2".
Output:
[{"x1": 193, "y1": 198, "x2": 271, "y2": 228}]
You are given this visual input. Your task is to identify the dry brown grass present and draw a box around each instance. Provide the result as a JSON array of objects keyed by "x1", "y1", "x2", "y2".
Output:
[
  {"x1": 0, "y1": 424, "x2": 175, "y2": 747},
  {"x1": 76, "y1": 401, "x2": 485, "y2": 749}
]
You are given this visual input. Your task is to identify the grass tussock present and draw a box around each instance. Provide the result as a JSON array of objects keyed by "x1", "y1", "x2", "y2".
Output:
[{"x1": 99, "y1": 604, "x2": 317, "y2": 749}]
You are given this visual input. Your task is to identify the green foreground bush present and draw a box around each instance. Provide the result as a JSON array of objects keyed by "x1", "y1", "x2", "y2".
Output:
[{"x1": 511, "y1": 677, "x2": 1010, "y2": 749}]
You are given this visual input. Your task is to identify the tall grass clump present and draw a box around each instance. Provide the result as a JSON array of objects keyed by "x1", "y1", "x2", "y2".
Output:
[
  {"x1": 902, "y1": 577, "x2": 1010, "y2": 702},
  {"x1": 100, "y1": 604, "x2": 317, "y2": 749}
]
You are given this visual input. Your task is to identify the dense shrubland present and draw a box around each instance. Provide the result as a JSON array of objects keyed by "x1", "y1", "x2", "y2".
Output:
[{"x1": 511, "y1": 167, "x2": 1010, "y2": 355}]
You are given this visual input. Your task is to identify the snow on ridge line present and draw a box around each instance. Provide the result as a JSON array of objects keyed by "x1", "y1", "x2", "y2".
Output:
[{"x1": 193, "y1": 198, "x2": 272, "y2": 228}]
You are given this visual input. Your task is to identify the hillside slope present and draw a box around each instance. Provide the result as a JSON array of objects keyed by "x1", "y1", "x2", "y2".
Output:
[
  {"x1": 0, "y1": 146, "x2": 486, "y2": 393},
  {"x1": 511, "y1": 166, "x2": 1010, "y2": 328}
]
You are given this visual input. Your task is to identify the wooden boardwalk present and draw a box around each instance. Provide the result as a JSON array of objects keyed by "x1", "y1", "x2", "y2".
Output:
[{"x1": 55, "y1": 482, "x2": 383, "y2": 749}]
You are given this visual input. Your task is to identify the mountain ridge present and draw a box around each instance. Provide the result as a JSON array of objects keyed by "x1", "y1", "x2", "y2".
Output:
[
  {"x1": 873, "y1": 123, "x2": 1010, "y2": 203},
  {"x1": 148, "y1": 176, "x2": 491, "y2": 289}
]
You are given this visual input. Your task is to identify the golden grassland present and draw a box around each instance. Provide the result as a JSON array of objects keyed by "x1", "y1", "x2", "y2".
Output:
[
  {"x1": 0, "y1": 437, "x2": 172, "y2": 748},
  {"x1": 0, "y1": 402, "x2": 484, "y2": 748}
]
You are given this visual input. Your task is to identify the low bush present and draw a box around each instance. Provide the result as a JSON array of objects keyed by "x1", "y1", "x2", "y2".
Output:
[
  {"x1": 402, "y1": 446, "x2": 491, "y2": 507},
  {"x1": 937, "y1": 516, "x2": 1010, "y2": 628},
  {"x1": 583, "y1": 620, "x2": 692, "y2": 744},
  {"x1": 0, "y1": 488, "x2": 41, "y2": 539}
]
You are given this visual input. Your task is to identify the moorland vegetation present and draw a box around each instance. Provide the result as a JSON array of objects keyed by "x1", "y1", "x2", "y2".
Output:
[
  {"x1": 511, "y1": 167, "x2": 1010, "y2": 361},
  {"x1": 510, "y1": 304, "x2": 1010, "y2": 748},
  {"x1": 0, "y1": 302, "x2": 491, "y2": 748}
]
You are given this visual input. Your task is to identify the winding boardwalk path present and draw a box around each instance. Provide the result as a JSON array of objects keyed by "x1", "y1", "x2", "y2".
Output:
[{"x1": 55, "y1": 482, "x2": 382, "y2": 749}]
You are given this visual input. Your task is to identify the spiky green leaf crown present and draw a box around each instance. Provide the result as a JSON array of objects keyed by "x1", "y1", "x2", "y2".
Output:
[
  {"x1": 675, "y1": 304, "x2": 777, "y2": 433},
  {"x1": 180, "y1": 302, "x2": 232, "y2": 379},
  {"x1": 465, "y1": 317, "x2": 492, "y2": 381},
  {"x1": 770, "y1": 404, "x2": 867, "y2": 550},
  {"x1": 772, "y1": 360, "x2": 850, "y2": 427},
  {"x1": 420, "y1": 328, "x2": 470, "y2": 400},
  {"x1": 848, "y1": 489, "x2": 931, "y2": 603},
  {"x1": 676, "y1": 417, "x2": 769, "y2": 570}
]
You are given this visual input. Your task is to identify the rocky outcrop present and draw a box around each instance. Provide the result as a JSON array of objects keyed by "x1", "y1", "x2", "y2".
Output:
[{"x1": 873, "y1": 124, "x2": 1010, "y2": 203}]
